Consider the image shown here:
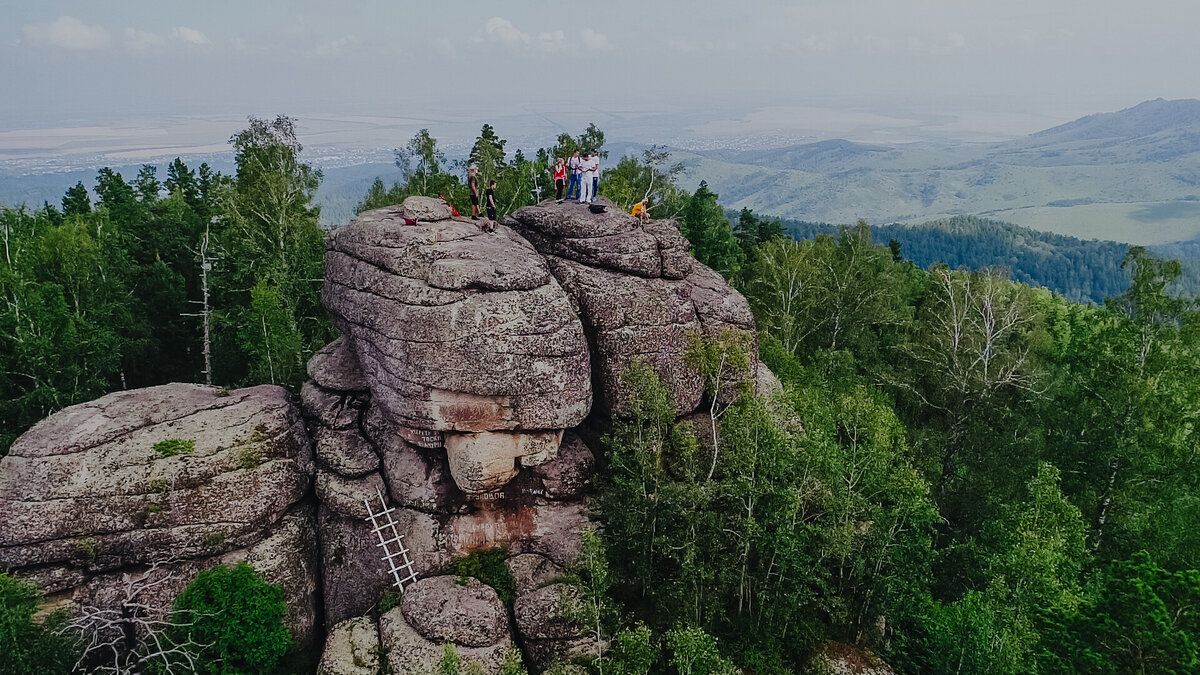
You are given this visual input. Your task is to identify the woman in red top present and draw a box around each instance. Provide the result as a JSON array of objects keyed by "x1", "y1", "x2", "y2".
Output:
[{"x1": 553, "y1": 157, "x2": 568, "y2": 202}]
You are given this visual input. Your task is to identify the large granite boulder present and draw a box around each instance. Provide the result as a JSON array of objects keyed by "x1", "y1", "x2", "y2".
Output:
[
  {"x1": 0, "y1": 383, "x2": 319, "y2": 646},
  {"x1": 323, "y1": 204, "x2": 591, "y2": 434},
  {"x1": 509, "y1": 201, "x2": 757, "y2": 416}
]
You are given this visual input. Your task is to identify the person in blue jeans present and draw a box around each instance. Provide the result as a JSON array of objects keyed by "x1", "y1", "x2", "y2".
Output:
[{"x1": 566, "y1": 150, "x2": 582, "y2": 200}]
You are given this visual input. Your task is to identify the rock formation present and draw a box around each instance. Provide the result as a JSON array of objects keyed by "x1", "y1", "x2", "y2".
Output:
[
  {"x1": 0, "y1": 195, "x2": 767, "y2": 674},
  {"x1": 0, "y1": 383, "x2": 319, "y2": 646}
]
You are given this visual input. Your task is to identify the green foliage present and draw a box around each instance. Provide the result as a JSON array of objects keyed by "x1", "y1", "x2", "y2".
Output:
[
  {"x1": 667, "y1": 626, "x2": 738, "y2": 675},
  {"x1": 0, "y1": 574, "x2": 79, "y2": 675},
  {"x1": 452, "y1": 547, "x2": 517, "y2": 606},
  {"x1": 680, "y1": 182, "x2": 743, "y2": 277},
  {"x1": 153, "y1": 438, "x2": 195, "y2": 457},
  {"x1": 378, "y1": 588, "x2": 403, "y2": 614},
  {"x1": 165, "y1": 561, "x2": 291, "y2": 675},
  {"x1": 1038, "y1": 551, "x2": 1200, "y2": 674},
  {"x1": 606, "y1": 623, "x2": 657, "y2": 675}
]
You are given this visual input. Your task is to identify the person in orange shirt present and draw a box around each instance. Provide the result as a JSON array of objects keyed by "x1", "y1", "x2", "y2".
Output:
[{"x1": 631, "y1": 198, "x2": 650, "y2": 222}]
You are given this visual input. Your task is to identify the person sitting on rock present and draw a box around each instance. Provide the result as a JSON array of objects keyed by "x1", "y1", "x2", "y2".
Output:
[
  {"x1": 468, "y1": 167, "x2": 481, "y2": 220},
  {"x1": 631, "y1": 198, "x2": 650, "y2": 223},
  {"x1": 553, "y1": 157, "x2": 567, "y2": 202}
]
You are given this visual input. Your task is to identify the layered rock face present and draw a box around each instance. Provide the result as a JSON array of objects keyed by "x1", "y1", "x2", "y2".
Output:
[
  {"x1": 0, "y1": 195, "x2": 765, "y2": 674},
  {"x1": 508, "y1": 198, "x2": 758, "y2": 415},
  {"x1": 0, "y1": 383, "x2": 319, "y2": 646}
]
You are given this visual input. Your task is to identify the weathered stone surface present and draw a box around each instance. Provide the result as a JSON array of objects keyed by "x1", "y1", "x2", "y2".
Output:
[
  {"x1": 532, "y1": 431, "x2": 594, "y2": 500},
  {"x1": 59, "y1": 505, "x2": 320, "y2": 649},
  {"x1": 514, "y1": 583, "x2": 596, "y2": 669},
  {"x1": 444, "y1": 430, "x2": 563, "y2": 493},
  {"x1": 402, "y1": 576, "x2": 509, "y2": 648},
  {"x1": 316, "y1": 471, "x2": 385, "y2": 517},
  {"x1": 318, "y1": 616, "x2": 381, "y2": 675},
  {"x1": 443, "y1": 500, "x2": 588, "y2": 567},
  {"x1": 302, "y1": 381, "x2": 366, "y2": 431},
  {"x1": 323, "y1": 209, "x2": 591, "y2": 432},
  {"x1": 814, "y1": 642, "x2": 896, "y2": 675},
  {"x1": 363, "y1": 404, "x2": 462, "y2": 512},
  {"x1": 754, "y1": 361, "x2": 783, "y2": 399},
  {"x1": 0, "y1": 383, "x2": 311, "y2": 572},
  {"x1": 545, "y1": 254, "x2": 704, "y2": 415},
  {"x1": 509, "y1": 199, "x2": 695, "y2": 280},
  {"x1": 400, "y1": 195, "x2": 453, "y2": 222},
  {"x1": 505, "y1": 553, "x2": 563, "y2": 596},
  {"x1": 315, "y1": 427, "x2": 380, "y2": 477},
  {"x1": 308, "y1": 336, "x2": 368, "y2": 392},
  {"x1": 380, "y1": 607, "x2": 515, "y2": 675}
]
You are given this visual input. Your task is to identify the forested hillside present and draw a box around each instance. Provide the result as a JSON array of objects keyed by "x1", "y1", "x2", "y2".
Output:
[
  {"x1": 3, "y1": 118, "x2": 1198, "y2": 674},
  {"x1": 778, "y1": 213, "x2": 1200, "y2": 303}
]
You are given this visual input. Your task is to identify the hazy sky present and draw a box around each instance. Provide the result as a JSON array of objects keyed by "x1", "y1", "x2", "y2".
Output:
[{"x1": 3, "y1": 1, "x2": 1199, "y2": 140}]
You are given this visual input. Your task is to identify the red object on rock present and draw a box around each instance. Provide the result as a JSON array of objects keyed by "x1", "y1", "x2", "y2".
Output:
[{"x1": 438, "y1": 195, "x2": 461, "y2": 217}]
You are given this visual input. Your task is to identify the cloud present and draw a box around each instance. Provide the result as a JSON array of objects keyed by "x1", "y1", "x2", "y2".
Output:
[
  {"x1": 484, "y1": 17, "x2": 566, "y2": 52},
  {"x1": 486, "y1": 17, "x2": 528, "y2": 46},
  {"x1": 23, "y1": 16, "x2": 112, "y2": 50},
  {"x1": 170, "y1": 26, "x2": 209, "y2": 45},
  {"x1": 580, "y1": 29, "x2": 611, "y2": 51},
  {"x1": 123, "y1": 27, "x2": 165, "y2": 53},
  {"x1": 316, "y1": 35, "x2": 360, "y2": 57}
]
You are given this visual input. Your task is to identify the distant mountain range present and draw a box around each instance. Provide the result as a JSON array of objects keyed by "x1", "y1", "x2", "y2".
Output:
[{"x1": 689, "y1": 98, "x2": 1200, "y2": 247}]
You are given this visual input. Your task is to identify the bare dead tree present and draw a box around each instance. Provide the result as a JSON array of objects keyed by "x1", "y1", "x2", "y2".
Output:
[{"x1": 59, "y1": 560, "x2": 212, "y2": 675}]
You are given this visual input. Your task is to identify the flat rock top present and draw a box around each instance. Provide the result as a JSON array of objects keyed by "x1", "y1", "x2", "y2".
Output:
[
  {"x1": 510, "y1": 197, "x2": 639, "y2": 239},
  {"x1": 7, "y1": 383, "x2": 291, "y2": 462},
  {"x1": 329, "y1": 207, "x2": 550, "y2": 293},
  {"x1": 0, "y1": 382, "x2": 310, "y2": 553}
]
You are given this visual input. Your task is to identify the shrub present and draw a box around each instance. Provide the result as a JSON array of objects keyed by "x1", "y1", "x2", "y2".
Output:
[
  {"x1": 153, "y1": 438, "x2": 195, "y2": 457},
  {"x1": 0, "y1": 573, "x2": 79, "y2": 675},
  {"x1": 165, "y1": 561, "x2": 291, "y2": 675},
  {"x1": 452, "y1": 548, "x2": 517, "y2": 606}
]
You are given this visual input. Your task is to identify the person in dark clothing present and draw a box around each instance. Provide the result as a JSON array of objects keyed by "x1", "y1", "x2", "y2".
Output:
[
  {"x1": 468, "y1": 167, "x2": 481, "y2": 219},
  {"x1": 485, "y1": 180, "x2": 498, "y2": 221}
]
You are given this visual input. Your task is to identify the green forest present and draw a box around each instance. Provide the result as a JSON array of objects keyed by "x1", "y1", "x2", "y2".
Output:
[{"x1": 2, "y1": 119, "x2": 1198, "y2": 674}]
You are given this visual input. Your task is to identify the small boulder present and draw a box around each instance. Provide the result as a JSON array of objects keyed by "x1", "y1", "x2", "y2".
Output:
[
  {"x1": 318, "y1": 616, "x2": 381, "y2": 675},
  {"x1": 401, "y1": 576, "x2": 509, "y2": 648}
]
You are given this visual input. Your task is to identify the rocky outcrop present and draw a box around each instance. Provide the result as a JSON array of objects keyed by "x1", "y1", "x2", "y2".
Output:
[
  {"x1": 508, "y1": 198, "x2": 757, "y2": 416},
  {"x1": 0, "y1": 383, "x2": 319, "y2": 646},
  {"x1": 1, "y1": 194, "x2": 770, "y2": 674},
  {"x1": 323, "y1": 204, "x2": 591, "y2": 435}
]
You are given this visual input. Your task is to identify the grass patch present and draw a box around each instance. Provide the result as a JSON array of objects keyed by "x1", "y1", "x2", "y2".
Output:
[
  {"x1": 153, "y1": 438, "x2": 195, "y2": 457},
  {"x1": 452, "y1": 548, "x2": 516, "y2": 606},
  {"x1": 204, "y1": 532, "x2": 226, "y2": 547},
  {"x1": 378, "y1": 589, "x2": 403, "y2": 614},
  {"x1": 237, "y1": 446, "x2": 263, "y2": 470}
]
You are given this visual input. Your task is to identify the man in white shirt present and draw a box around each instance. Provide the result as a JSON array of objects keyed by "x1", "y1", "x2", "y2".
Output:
[
  {"x1": 579, "y1": 151, "x2": 597, "y2": 203},
  {"x1": 589, "y1": 153, "x2": 600, "y2": 202}
]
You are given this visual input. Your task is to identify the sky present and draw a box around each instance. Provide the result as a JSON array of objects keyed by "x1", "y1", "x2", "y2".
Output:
[{"x1": 3, "y1": 0, "x2": 1200, "y2": 157}]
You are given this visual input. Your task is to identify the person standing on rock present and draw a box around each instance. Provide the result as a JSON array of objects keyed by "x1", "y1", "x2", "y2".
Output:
[
  {"x1": 485, "y1": 180, "x2": 498, "y2": 222},
  {"x1": 553, "y1": 157, "x2": 567, "y2": 202},
  {"x1": 579, "y1": 151, "x2": 596, "y2": 204},
  {"x1": 468, "y1": 167, "x2": 481, "y2": 220},
  {"x1": 589, "y1": 152, "x2": 601, "y2": 202},
  {"x1": 567, "y1": 151, "x2": 582, "y2": 200}
]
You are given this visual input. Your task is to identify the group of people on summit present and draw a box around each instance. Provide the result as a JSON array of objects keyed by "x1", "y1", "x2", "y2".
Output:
[
  {"x1": 466, "y1": 148, "x2": 650, "y2": 229},
  {"x1": 552, "y1": 151, "x2": 601, "y2": 203}
]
